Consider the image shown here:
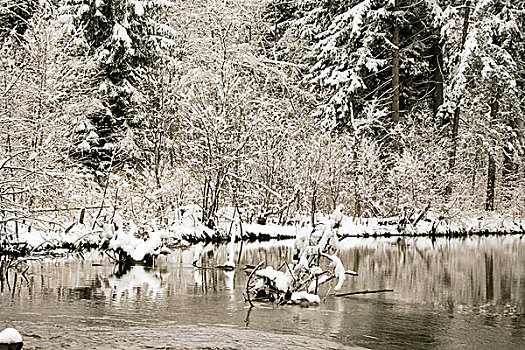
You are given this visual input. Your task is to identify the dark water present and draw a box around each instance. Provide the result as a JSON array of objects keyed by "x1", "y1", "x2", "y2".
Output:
[{"x1": 1, "y1": 236, "x2": 524, "y2": 349}]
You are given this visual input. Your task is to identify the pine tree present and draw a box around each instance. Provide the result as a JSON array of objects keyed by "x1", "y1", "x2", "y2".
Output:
[{"x1": 63, "y1": 0, "x2": 176, "y2": 173}]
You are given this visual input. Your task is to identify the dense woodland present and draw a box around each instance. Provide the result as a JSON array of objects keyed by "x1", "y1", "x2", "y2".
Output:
[{"x1": 1, "y1": 0, "x2": 524, "y2": 232}]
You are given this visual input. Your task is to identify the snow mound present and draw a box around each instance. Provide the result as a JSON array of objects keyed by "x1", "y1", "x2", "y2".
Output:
[
  {"x1": 256, "y1": 266, "x2": 283, "y2": 280},
  {"x1": 108, "y1": 223, "x2": 162, "y2": 261},
  {"x1": 0, "y1": 328, "x2": 22, "y2": 344},
  {"x1": 290, "y1": 291, "x2": 321, "y2": 304}
]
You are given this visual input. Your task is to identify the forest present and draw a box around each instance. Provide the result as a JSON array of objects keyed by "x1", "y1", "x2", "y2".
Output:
[{"x1": 1, "y1": 0, "x2": 524, "y2": 251}]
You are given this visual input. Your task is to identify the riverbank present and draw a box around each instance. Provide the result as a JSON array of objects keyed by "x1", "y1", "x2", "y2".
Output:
[{"x1": 1, "y1": 208, "x2": 524, "y2": 259}]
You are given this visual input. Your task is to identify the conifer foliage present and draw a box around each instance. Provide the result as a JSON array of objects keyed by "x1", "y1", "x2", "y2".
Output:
[
  {"x1": 265, "y1": 0, "x2": 524, "y2": 214},
  {"x1": 64, "y1": 0, "x2": 176, "y2": 172}
]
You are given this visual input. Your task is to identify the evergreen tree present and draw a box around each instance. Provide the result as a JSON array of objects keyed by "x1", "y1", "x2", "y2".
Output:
[
  {"x1": 265, "y1": 1, "x2": 437, "y2": 148},
  {"x1": 63, "y1": 0, "x2": 176, "y2": 173}
]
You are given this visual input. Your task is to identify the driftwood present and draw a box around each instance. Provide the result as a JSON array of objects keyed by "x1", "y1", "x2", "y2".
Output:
[
  {"x1": 243, "y1": 205, "x2": 362, "y2": 306},
  {"x1": 335, "y1": 289, "x2": 394, "y2": 297},
  {"x1": 216, "y1": 264, "x2": 235, "y2": 271}
]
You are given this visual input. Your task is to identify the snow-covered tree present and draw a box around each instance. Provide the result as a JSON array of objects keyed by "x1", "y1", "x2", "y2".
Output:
[
  {"x1": 0, "y1": 2, "x2": 104, "y2": 235},
  {"x1": 439, "y1": 0, "x2": 525, "y2": 210},
  {"x1": 62, "y1": 0, "x2": 177, "y2": 173}
]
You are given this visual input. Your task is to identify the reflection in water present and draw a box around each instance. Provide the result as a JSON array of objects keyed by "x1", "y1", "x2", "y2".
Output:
[
  {"x1": 193, "y1": 268, "x2": 202, "y2": 286},
  {"x1": 223, "y1": 269, "x2": 235, "y2": 291},
  {"x1": 106, "y1": 266, "x2": 164, "y2": 302},
  {"x1": 332, "y1": 235, "x2": 525, "y2": 314},
  {"x1": 0, "y1": 236, "x2": 524, "y2": 350}
]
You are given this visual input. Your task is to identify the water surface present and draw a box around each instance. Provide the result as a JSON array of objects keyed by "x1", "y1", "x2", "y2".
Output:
[{"x1": 1, "y1": 235, "x2": 524, "y2": 349}]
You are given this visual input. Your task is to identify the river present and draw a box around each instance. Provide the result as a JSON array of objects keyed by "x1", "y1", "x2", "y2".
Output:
[{"x1": 1, "y1": 235, "x2": 524, "y2": 349}]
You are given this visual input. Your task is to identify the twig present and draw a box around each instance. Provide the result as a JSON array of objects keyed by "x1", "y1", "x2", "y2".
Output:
[
  {"x1": 226, "y1": 172, "x2": 283, "y2": 200},
  {"x1": 296, "y1": 270, "x2": 331, "y2": 291},
  {"x1": 92, "y1": 150, "x2": 116, "y2": 230},
  {"x1": 29, "y1": 205, "x2": 109, "y2": 213},
  {"x1": 246, "y1": 261, "x2": 265, "y2": 307},
  {"x1": 323, "y1": 284, "x2": 334, "y2": 303},
  {"x1": 335, "y1": 289, "x2": 394, "y2": 297},
  {"x1": 284, "y1": 260, "x2": 296, "y2": 285},
  {"x1": 0, "y1": 150, "x2": 30, "y2": 171}
]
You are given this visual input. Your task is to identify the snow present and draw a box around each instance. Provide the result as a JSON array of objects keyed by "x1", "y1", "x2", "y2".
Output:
[
  {"x1": 58, "y1": 14, "x2": 73, "y2": 24},
  {"x1": 331, "y1": 204, "x2": 344, "y2": 224},
  {"x1": 327, "y1": 0, "x2": 371, "y2": 41},
  {"x1": 0, "y1": 328, "x2": 22, "y2": 344},
  {"x1": 310, "y1": 266, "x2": 323, "y2": 276},
  {"x1": 325, "y1": 253, "x2": 346, "y2": 291},
  {"x1": 293, "y1": 255, "x2": 310, "y2": 275},
  {"x1": 293, "y1": 230, "x2": 309, "y2": 254},
  {"x1": 4, "y1": 199, "x2": 525, "y2": 265},
  {"x1": 424, "y1": 0, "x2": 443, "y2": 18},
  {"x1": 316, "y1": 220, "x2": 340, "y2": 251},
  {"x1": 308, "y1": 274, "x2": 332, "y2": 293},
  {"x1": 102, "y1": 142, "x2": 114, "y2": 151},
  {"x1": 87, "y1": 130, "x2": 98, "y2": 140},
  {"x1": 108, "y1": 220, "x2": 163, "y2": 261},
  {"x1": 326, "y1": 70, "x2": 349, "y2": 86},
  {"x1": 112, "y1": 23, "x2": 133, "y2": 50},
  {"x1": 78, "y1": 140, "x2": 91, "y2": 151},
  {"x1": 290, "y1": 291, "x2": 320, "y2": 304},
  {"x1": 78, "y1": 4, "x2": 90, "y2": 15},
  {"x1": 255, "y1": 266, "x2": 293, "y2": 292},
  {"x1": 134, "y1": 1, "x2": 144, "y2": 16},
  {"x1": 256, "y1": 266, "x2": 284, "y2": 281}
]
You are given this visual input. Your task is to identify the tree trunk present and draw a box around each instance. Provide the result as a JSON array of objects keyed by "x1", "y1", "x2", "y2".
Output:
[
  {"x1": 432, "y1": 42, "x2": 444, "y2": 119},
  {"x1": 486, "y1": 153, "x2": 496, "y2": 211},
  {"x1": 391, "y1": 0, "x2": 400, "y2": 152},
  {"x1": 311, "y1": 184, "x2": 317, "y2": 228},
  {"x1": 502, "y1": 118, "x2": 518, "y2": 186},
  {"x1": 449, "y1": 107, "x2": 460, "y2": 171},
  {"x1": 502, "y1": 146, "x2": 514, "y2": 187},
  {"x1": 485, "y1": 100, "x2": 498, "y2": 211},
  {"x1": 447, "y1": 1, "x2": 471, "y2": 195}
]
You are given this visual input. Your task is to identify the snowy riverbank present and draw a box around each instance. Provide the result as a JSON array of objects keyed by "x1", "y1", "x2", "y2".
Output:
[{"x1": 1, "y1": 207, "x2": 524, "y2": 259}]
